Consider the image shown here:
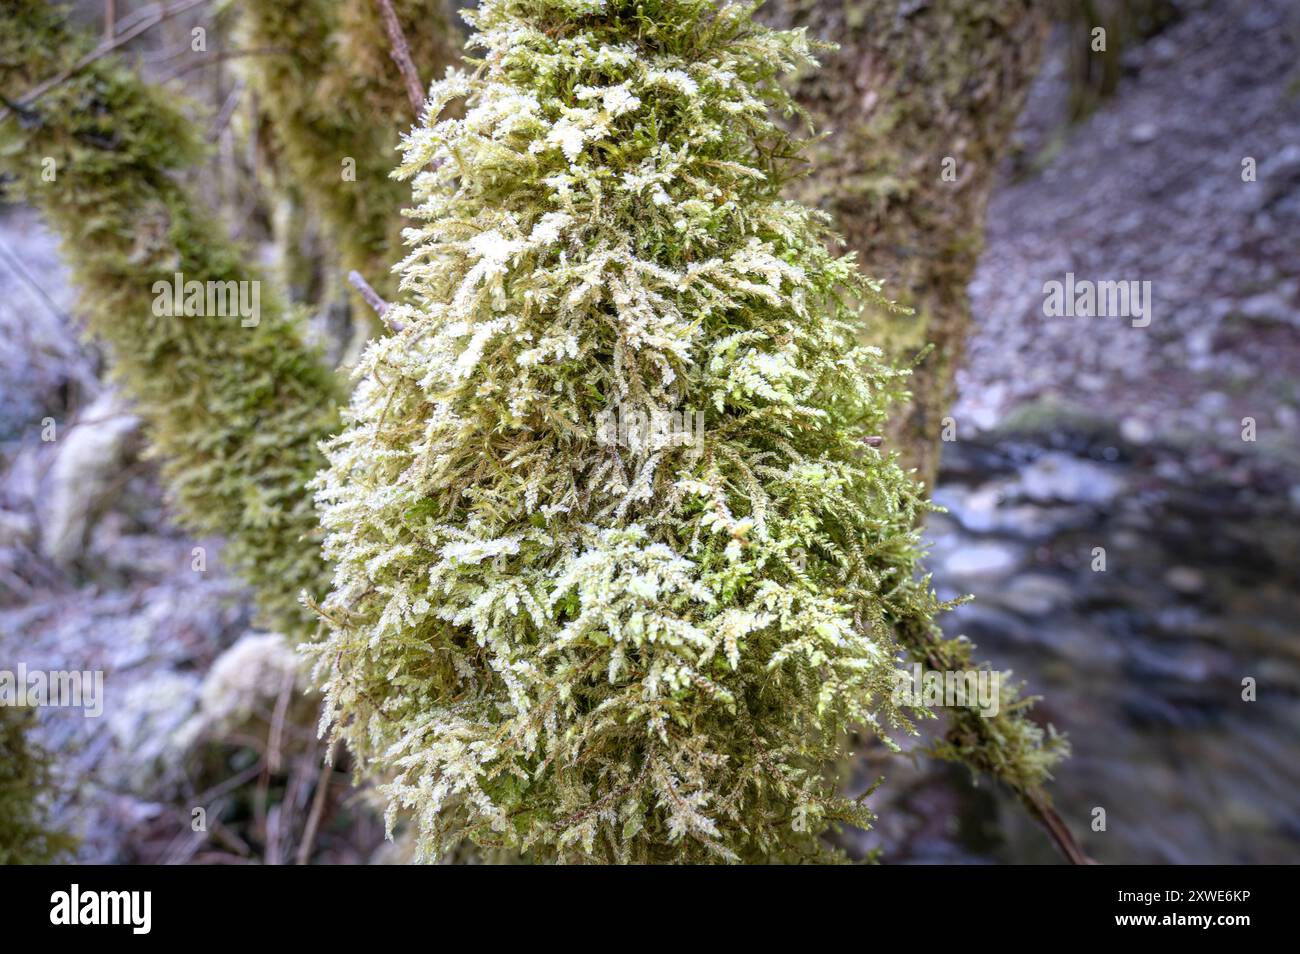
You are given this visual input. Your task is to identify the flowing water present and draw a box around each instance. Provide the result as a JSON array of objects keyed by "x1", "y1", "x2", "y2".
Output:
[{"x1": 867, "y1": 422, "x2": 1300, "y2": 864}]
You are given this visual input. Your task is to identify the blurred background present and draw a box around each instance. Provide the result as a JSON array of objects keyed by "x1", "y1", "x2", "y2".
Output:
[{"x1": 1, "y1": 0, "x2": 1297, "y2": 863}]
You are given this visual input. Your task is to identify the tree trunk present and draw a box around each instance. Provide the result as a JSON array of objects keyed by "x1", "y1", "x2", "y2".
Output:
[{"x1": 767, "y1": 0, "x2": 1049, "y2": 491}]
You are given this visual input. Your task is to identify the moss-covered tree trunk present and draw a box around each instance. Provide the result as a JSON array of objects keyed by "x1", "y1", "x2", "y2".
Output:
[
  {"x1": 767, "y1": 0, "x2": 1049, "y2": 491},
  {"x1": 0, "y1": 0, "x2": 341, "y2": 637},
  {"x1": 764, "y1": 0, "x2": 1088, "y2": 863}
]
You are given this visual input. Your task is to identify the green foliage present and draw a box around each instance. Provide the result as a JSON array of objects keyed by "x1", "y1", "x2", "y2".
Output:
[
  {"x1": 311, "y1": 0, "x2": 952, "y2": 863},
  {"x1": 902, "y1": 617, "x2": 1069, "y2": 795},
  {"x1": 0, "y1": 0, "x2": 341, "y2": 637},
  {"x1": 0, "y1": 707, "x2": 76, "y2": 864}
]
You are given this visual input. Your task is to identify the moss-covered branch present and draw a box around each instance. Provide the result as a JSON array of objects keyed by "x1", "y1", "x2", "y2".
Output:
[
  {"x1": 764, "y1": 0, "x2": 1084, "y2": 860},
  {"x1": 310, "y1": 0, "x2": 959, "y2": 864},
  {"x1": 0, "y1": 0, "x2": 342, "y2": 637}
]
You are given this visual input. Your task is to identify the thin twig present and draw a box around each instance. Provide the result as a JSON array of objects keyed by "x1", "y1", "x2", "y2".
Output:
[
  {"x1": 373, "y1": 0, "x2": 425, "y2": 116},
  {"x1": 267, "y1": 667, "x2": 295, "y2": 775},
  {"x1": 347, "y1": 270, "x2": 405, "y2": 332},
  {"x1": 265, "y1": 804, "x2": 283, "y2": 866},
  {"x1": 208, "y1": 816, "x2": 252, "y2": 857},
  {"x1": 1025, "y1": 788, "x2": 1094, "y2": 865},
  {"x1": 295, "y1": 752, "x2": 333, "y2": 865},
  {"x1": 205, "y1": 78, "x2": 243, "y2": 143},
  {"x1": 159, "y1": 47, "x2": 287, "y2": 83},
  {"x1": 115, "y1": 0, "x2": 183, "y2": 36},
  {"x1": 0, "y1": 241, "x2": 73, "y2": 325}
]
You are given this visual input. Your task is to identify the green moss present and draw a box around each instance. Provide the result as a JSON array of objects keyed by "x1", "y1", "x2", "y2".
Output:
[
  {"x1": 764, "y1": 0, "x2": 1072, "y2": 832},
  {"x1": 0, "y1": 0, "x2": 342, "y2": 637},
  {"x1": 0, "y1": 707, "x2": 76, "y2": 864},
  {"x1": 767, "y1": 0, "x2": 1049, "y2": 491},
  {"x1": 311, "y1": 0, "x2": 955, "y2": 864}
]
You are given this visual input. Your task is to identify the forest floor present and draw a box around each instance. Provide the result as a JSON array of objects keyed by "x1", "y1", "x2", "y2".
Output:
[{"x1": 2, "y1": 0, "x2": 1297, "y2": 863}]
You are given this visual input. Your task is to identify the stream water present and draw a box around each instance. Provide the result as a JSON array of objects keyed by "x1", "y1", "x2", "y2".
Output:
[{"x1": 861, "y1": 424, "x2": 1300, "y2": 864}]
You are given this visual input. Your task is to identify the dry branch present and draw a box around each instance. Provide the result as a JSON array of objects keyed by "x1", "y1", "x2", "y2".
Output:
[{"x1": 373, "y1": 0, "x2": 425, "y2": 116}]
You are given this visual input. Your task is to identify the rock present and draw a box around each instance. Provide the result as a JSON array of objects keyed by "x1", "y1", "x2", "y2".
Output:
[
  {"x1": 1120, "y1": 417, "x2": 1154, "y2": 445},
  {"x1": 1128, "y1": 122, "x2": 1160, "y2": 145},
  {"x1": 934, "y1": 481, "x2": 1078, "y2": 540},
  {"x1": 0, "y1": 509, "x2": 35, "y2": 548},
  {"x1": 187, "y1": 631, "x2": 311, "y2": 744},
  {"x1": 941, "y1": 541, "x2": 1021, "y2": 580},
  {"x1": 932, "y1": 484, "x2": 1000, "y2": 534},
  {"x1": 104, "y1": 670, "x2": 200, "y2": 799},
  {"x1": 1240, "y1": 292, "x2": 1298, "y2": 327},
  {"x1": 1255, "y1": 144, "x2": 1300, "y2": 209},
  {"x1": 996, "y1": 574, "x2": 1074, "y2": 617},
  {"x1": 39, "y1": 392, "x2": 141, "y2": 567},
  {"x1": 1165, "y1": 566, "x2": 1205, "y2": 595},
  {"x1": 1014, "y1": 452, "x2": 1124, "y2": 506}
]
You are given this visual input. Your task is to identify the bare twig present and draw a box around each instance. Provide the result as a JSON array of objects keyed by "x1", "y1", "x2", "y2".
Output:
[
  {"x1": 208, "y1": 816, "x2": 252, "y2": 857},
  {"x1": 295, "y1": 751, "x2": 333, "y2": 865},
  {"x1": 205, "y1": 78, "x2": 244, "y2": 143},
  {"x1": 104, "y1": 0, "x2": 116, "y2": 42},
  {"x1": 267, "y1": 667, "x2": 295, "y2": 775},
  {"x1": 347, "y1": 270, "x2": 405, "y2": 332},
  {"x1": 265, "y1": 804, "x2": 284, "y2": 865},
  {"x1": 191, "y1": 852, "x2": 257, "y2": 865},
  {"x1": 1025, "y1": 788, "x2": 1095, "y2": 865},
  {"x1": 162, "y1": 827, "x2": 206, "y2": 865},
  {"x1": 115, "y1": 0, "x2": 182, "y2": 35},
  {"x1": 0, "y1": 241, "x2": 73, "y2": 326},
  {"x1": 158, "y1": 47, "x2": 287, "y2": 83},
  {"x1": 373, "y1": 0, "x2": 425, "y2": 116}
]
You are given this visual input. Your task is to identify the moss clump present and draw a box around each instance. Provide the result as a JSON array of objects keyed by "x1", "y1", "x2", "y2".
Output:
[
  {"x1": 0, "y1": 0, "x2": 342, "y2": 636},
  {"x1": 310, "y1": 0, "x2": 957, "y2": 864},
  {"x1": 0, "y1": 707, "x2": 76, "y2": 864}
]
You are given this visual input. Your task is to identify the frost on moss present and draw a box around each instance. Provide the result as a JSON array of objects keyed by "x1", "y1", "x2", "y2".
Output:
[
  {"x1": 310, "y1": 0, "x2": 951, "y2": 864},
  {"x1": 0, "y1": 0, "x2": 341, "y2": 637}
]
